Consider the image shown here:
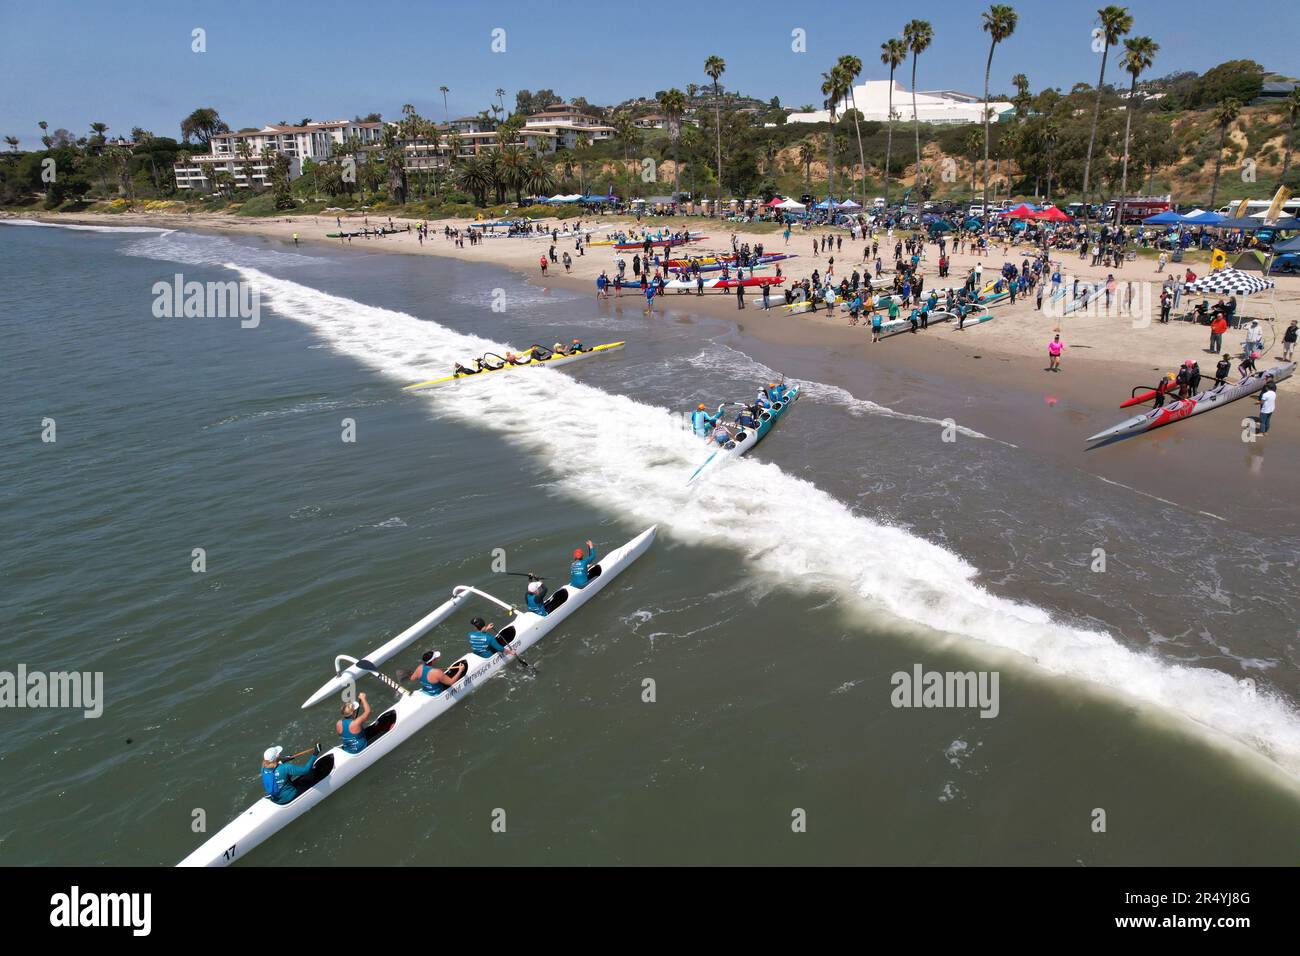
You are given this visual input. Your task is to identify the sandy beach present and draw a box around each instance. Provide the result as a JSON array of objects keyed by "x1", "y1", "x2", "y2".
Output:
[{"x1": 12, "y1": 207, "x2": 1298, "y2": 531}]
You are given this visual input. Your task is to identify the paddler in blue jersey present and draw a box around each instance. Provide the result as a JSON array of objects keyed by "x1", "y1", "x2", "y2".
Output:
[
  {"x1": 407, "y1": 650, "x2": 457, "y2": 695},
  {"x1": 736, "y1": 406, "x2": 758, "y2": 430},
  {"x1": 260, "y1": 743, "x2": 322, "y2": 805},
  {"x1": 525, "y1": 574, "x2": 549, "y2": 616},
  {"x1": 712, "y1": 422, "x2": 733, "y2": 445},
  {"x1": 691, "y1": 403, "x2": 720, "y2": 437},
  {"x1": 754, "y1": 387, "x2": 772, "y2": 410},
  {"x1": 468, "y1": 617, "x2": 509, "y2": 658},
  {"x1": 570, "y1": 541, "x2": 597, "y2": 588},
  {"x1": 337, "y1": 693, "x2": 371, "y2": 754}
]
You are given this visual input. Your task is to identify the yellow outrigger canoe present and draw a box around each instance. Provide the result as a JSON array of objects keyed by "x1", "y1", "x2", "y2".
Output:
[{"x1": 403, "y1": 342, "x2": 625, "y2": 392}]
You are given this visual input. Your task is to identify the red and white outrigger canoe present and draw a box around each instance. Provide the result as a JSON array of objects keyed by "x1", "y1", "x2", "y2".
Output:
[{"x1": 1087, "y1": 363, "x2": 1294, "y2": 443}]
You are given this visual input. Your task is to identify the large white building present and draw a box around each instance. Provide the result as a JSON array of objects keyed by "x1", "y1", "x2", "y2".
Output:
[
  {"x1": 524, "y1": 104, "x2": 616, "y2": 149},
  {"x1": 173, "y1": 119, "x2": 384, "y2": 190},
  {"x1": 786, "y1": 80, "x2": 1014, "y2": 126}
]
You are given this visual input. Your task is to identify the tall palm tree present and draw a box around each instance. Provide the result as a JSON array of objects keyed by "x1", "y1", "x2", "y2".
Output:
[
  {"x1": 495, "y1": 88, "x2": 506, "y2": 117},
  {"x1": 837, "y1": 55, "x2": 866, "y2": 206},
  {"x1": 1281, "y1": 88, "x2": 1300, "y2": 181},
  {"x1": 902, "y1": 20, "x2": 933, "y2": 197},
  {"x1": 980, "y1": 5, "x2": 1018, "y2": 218},
  {"x1": 4, "y1": 135, "x2": 19, "y2": 152},
  {"x1": 439, "y1": 86, "x2": 450, "y2": 125},
  {"x1": 880, "y1": 39, "x2": 907, "y2": 207},
  {"x1": 1115, "y1": 36, "x2": 1158, "y2": 225},
  {"x1": 1082, "y1": 5, "x2": 1133, "y2": 214},
  {"x1": 1208, "y1": 98, "x2": 1241, "y2": 209},
  {"x1": 704, "y1": 55, "x2": 726, "y2": 215},
  {"x1": 658, "y1": 87, "x2": 688, "y2": 199},
  {"x1": 799, "y1": 140, "x2": 816, "y2": 187},
  {"x1": 820, "y1": 65, "x2": 849, "y2": 211},
  {"x1": 1042, "y1": 121, "x2": 1060, "y2": 199}
]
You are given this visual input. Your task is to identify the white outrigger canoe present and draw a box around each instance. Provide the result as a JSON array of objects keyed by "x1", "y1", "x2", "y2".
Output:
[
  {"x1": 687, "y1": 386, "x2": 801, "y2": 485},
  {"x1": 177, "y1": 525, "x2": 657, "y2": 867}
]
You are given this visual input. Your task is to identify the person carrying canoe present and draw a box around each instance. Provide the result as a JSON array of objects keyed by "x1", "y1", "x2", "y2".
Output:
[
  {"x1": 525, "y1": 574, "x2": 549, "y2": 617},
  {"x1": 408, "y1": 650, "x2": 457, "y2": 695},
  {"x1": 570, "y1": 541, "x2": 597, "y2": 588},
  {"x1": 261, "y1": 744, "x2": 321, "y2": 805},
  {"x1": 337, "y1": 693, "x2": 371, "y2": 754},
  {"x1": 468, "y1": 617, "x2": 510, "y2": 659},
  {"x1": 691, "y1": 403, "x2": 720, "y2": 437}
]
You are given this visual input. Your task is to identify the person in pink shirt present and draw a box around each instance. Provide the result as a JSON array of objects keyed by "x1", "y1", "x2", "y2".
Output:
[{"x1": 1048, "y1": 334, "x2": 1064, "y2": 372}]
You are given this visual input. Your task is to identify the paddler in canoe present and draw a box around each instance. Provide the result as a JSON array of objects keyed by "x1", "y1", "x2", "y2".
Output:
[
  {"x1": 525, "y1": 574, "x2": 549, "y2": 617},
  {"x1": 260, "y1": 743, "x2": 322, "y2": 805},
  {"x1": 407, "y1": 650, "x2": 458, "y2": 695},
  {"x1": 570, "y1": 541, "x2": 597, "y2": 588},
  {"x1": 337, "y1": 693, "x2": 372, "y2": 754},
  {"x1": 691, "y1": 402, "x2": 722, "y2": 437},
  {"x1": 468, "y1": 616, "x2": 512, "y2": 658}
]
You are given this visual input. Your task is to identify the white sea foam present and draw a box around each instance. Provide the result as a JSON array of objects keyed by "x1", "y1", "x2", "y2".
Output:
[
  {"x1": 216, "y1": 263, "x2": 1300, "y2": 780},
  {"x1": 1, "y1": 218, "x2": 174, "y2": 234},
  {"x1": 119, "y1": 231, "x2": 314, "y2": 269}
]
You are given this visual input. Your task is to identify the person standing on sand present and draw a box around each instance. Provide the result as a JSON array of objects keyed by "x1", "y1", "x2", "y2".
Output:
[
  {"x1": 736, "y1": 282, "x2": 745, "y2": 310},
  {"x1": 1282, "y1": 320, "x2": 1297, "y2": 361},
  {"x1": 539, "y1": 256, "x2": 548, "y2": 275},
  {"x1": 1255, "y1": 380, "x2": 1277, "y2": 435},
  {"x1": 871, "y1": 310, "x2": 883, "y2": 342},
  {"x1": 762, "y1": 282, "x2": 771, "y2": 309},
  {"x1": 1209, "y1": 312, "x2": 1227, "y2": 352},
  {"x1": 1048, "y1": 334, "x2": 1063, "y2": 372},
  {"x1": 1036, "y1": 281, "x2": 1045, "y2": 311}
]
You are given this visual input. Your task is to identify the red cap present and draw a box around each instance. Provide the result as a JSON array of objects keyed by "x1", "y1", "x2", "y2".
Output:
[{"x1": 573, "y1": 548, "x2": 584, "y2": 559}]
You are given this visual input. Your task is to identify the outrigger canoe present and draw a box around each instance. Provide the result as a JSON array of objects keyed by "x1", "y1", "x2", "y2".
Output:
[
  {"x1": 1086, "y1": 363, "x2": 1294, "y2": 443},
  {"x1": 403, "y1": 342, "x2": 625, "y2": 392},
  {"x1": 613, "y1": 235, "x2": 706, "y2": 250},
  {"x1": 662, "y1": 276, "x2": 784, "y2": 292},
  {"x1": 177, "y1": 526, "x2": 657, "y2": 867},
  {"x1": 687, "y1": 386, "x2": 800, "y2": 484}
]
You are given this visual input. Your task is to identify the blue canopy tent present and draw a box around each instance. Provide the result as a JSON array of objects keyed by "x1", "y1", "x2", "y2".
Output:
[
  {"x1": 1142, "y1": 211, "x2": 1186, "y2": 225},
  {"x1": 1273, "y1": 235, "x2": 1300, "y2": 253},
  {"x1": 1183, "y1": 210, "x2": 1225, "y2": 225}
]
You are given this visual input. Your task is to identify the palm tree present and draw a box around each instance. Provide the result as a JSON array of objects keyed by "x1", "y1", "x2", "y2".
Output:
[
  {"x1": 1208, "y1": 98, "x2": 1241, "y2": 209},
  {"x1": 965, "y1": 128, "x2": 983, "y2": 195},
  {"x1": 704, "y1": 55, "x2": 726, "y2": 215},
  {"x1": 1082, "y1": 5, "x2": 1133, "y2": 214},
  {"x1": 821, "y1": 65, "x2": 849, "y2": 211},
  {"x1": 837, "y1": 55, "x2": 866, "y2": 206},
  {"x1": 902, "y1": 19, "x2": 934, "y2": 196},
  {"x1": 1011, "y1": 73, "x2": 1031, "y2": 121},
  {"x1": 1115, "y1": 36, "x2": 1158, "y2": 225},
  {"x1": 524, "y1": 154, "x2": 555, "y2": 199},
  {"x1": 980, "y1": 5, "x2": 1017, "y2": 218},
  {"x1": 658, "y1": 87, "x2": 687, "y2": 199},
  {"x1": 4, "y1": 135, "x2": 18, "y2": 153},
  {"x1": 1042, "y1": 121, "x2": 1060, "y2": 199},
  {"x1": 880, "y1": 39, "x2": 907, "y2": 207},
  {"x1": 498, "y1": 145, "x2": 529, "y2": 203},
  {"x1": 799, "y1": 140, "x2": 816, "y2": 188},
  {"x1": 495, "y1": 88, "x2": 506, "y2": 117},
  {"x1": 439, "y1": 86, "x2": 450, "y2": 125},
  {"x1": 1281, "y1": 88, "x2": 1300, "y2": 181}
]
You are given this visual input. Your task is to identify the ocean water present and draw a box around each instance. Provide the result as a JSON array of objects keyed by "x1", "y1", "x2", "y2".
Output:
[{"x1": 1, "y1": 221, "x2": 1297, "y2": 866}]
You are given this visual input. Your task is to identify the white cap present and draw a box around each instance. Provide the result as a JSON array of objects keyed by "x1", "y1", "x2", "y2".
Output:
[
  {"x1": 527, "y1": 581, "x2": 543, "y2": 594},
  {"x1": 264, "y1": 746, "x2": 283, "y2": 762}
]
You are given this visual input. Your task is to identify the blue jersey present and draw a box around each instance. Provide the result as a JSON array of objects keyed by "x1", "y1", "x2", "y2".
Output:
[
  {"x1": 690, "y1": 409, "x2": 718, "y2": 437},
  {"x1": 570, "y1": 545, "x2": 597, "y2": 588},
  {"x1": 469, "y1": 629, "x2": 506, "y2": 659},
  {"x1": 526, "y1": 590, "x2": 549, "y2": 616}
]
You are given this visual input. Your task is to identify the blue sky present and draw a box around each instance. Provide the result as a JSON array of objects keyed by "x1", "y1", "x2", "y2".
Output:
[{"x1": 2, "y1": 0, "x2": 1295, "y2": 147}]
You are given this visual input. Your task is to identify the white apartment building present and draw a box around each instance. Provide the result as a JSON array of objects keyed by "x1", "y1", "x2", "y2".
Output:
[
  {"x1": 524, "y1": 104, "x2": 616, "y2": 149},
  {"x1": 173, "y1": 119, "x2": 384, "y2": 190},
  {"x1": 786, "y1": 80, "x2": 1014, "y2": 126}
]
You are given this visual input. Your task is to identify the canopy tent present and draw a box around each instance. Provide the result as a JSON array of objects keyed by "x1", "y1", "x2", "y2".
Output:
[
  {"x1": 543, "y1": 193, "x2": 584, "y2": 203},
  {"x1": 1273, "y1": 235, "x2": 1300, "y2": 253},
  {"x1": 926, "y1": 219, "x2": 955, "y2": 232},
  {"x1": 838, "y1": 199, "x2": 862, "y2": 209},
  {"x1": 775, "y1": 198, "x2": 806, "y2": 210},
  {"x1": 1142, "y1": 211, "x2": 1186, "y2": 225},
  {"x1": 1183, "y1": 209, "x2": 1225, "y2": 224},
  {"x1": 1233, "y1": 250, "x2": 1270, "y2": 273},
  {"x1": 765, "y1": 196, "x2": 787, "y2": 207},
  {"x1": 581, "y1": 195, "x2": 619, "y2": 203},
  {"x1": 1263, "y1": 217, "x2": 1300, "y2": 230},
  {"x1": 1185, "y1": 268, "x2": 1275, "y2": 296},
  {"x1": 1033, "y1": 205, "x2": 1072, "y2": 222},
  {"x1": 962, "y1": 216, "x2": 983, "y2": 230},
  {"x1": 1004, "y1": 203, "x2": 1037, "y2": 219}
]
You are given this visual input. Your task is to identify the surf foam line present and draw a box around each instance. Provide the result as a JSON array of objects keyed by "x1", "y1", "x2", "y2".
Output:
[
  {"x1": 233, "y1": 265, "x2": 1300, "y2": 779},
  {"x1": 0, "y1": 218, "x2": 174, "y2": 234}
]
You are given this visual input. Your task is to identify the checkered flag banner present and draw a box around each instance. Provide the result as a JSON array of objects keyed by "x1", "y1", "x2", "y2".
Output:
[{"x1": 1185, "y1": 269, "x2": 1276, "y2": 296}]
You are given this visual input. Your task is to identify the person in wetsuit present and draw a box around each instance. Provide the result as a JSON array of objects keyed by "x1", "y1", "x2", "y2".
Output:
[
  {"x1": 691, "y1": 403, "x2": 721, "y2": 437},
  {"x1": 260, "y1": 744, "x2": 322, "y2": 805}
]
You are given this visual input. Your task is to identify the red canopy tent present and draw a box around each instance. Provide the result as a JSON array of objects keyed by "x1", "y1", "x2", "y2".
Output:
[
  {"x1": 1003, "y1": 203, "x2": 1037, "y2": 219},
  {"x1": 1033, "y1": 205, "x2": 1072, "y2": 222},
  {"x1": 765, "y1": 196, "x2": 787, "y2": 207}
]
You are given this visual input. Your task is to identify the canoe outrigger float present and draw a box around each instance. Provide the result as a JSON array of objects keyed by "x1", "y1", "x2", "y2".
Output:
[
  {"x1": 1086, "y1": 363, "x2": 1294, "y2": 443},
  {"x1": 687, "y1": 386, "x2": 800, "y2": 485},
  {"x1": 177, "y1": 526, "x2": 657, "y2": 867},
  {"x1": 403, "y1": 342, "x2": 625, "y2": 392}
]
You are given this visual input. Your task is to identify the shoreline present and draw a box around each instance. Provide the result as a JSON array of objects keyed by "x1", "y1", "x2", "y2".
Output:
[{"x1": 10, "y1": 207, "x2": 1298, "y2": 532}]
